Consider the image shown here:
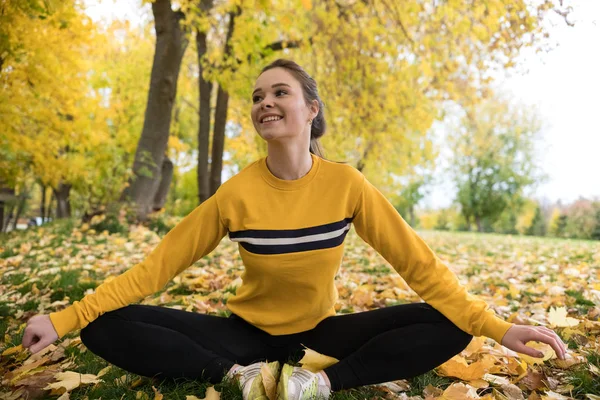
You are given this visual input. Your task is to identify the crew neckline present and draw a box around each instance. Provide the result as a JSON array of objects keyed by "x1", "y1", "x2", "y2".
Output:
[{"x1": 259, "y1": 153, "x2": 320, "y2": 190}]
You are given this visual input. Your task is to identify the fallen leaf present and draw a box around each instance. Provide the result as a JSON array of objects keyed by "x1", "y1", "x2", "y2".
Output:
[
  {"x1": 200, "y1": 386, "x2": 220, "y2": 400},
  {"x1": 97, "y1": 366, "x2": 111, "y2": 377},
  {"x1": 467, "y1": 379, "x2": 489, "y2": 389},
  {"x1": 436, "y1": 355, "x2": 494, "y2": 381},
  {"x1": 298, "y1": 346, "x2": 339, "y2": 373},
  {"x1": 2, "y1": 345, "x2": 23, "y2": 357},
  {"x1": 548, "y1": 307, "x2": 579, "y2": 327},
  {"x1": 517, "y1": 341, "x2": 556, "y2": 365},
  {"x1": 521, "y1": 369, "x2": 545, "y2": 391},
  {"x1": 44, "y1": 371, "x2": 102, "y2": 393},
  {"x1": 540, "y1": 391, "x2": 571, "y2": 399},
  {"x1": 152, "y1": 385, "x2": 163, "y2": 400},
  {"x1": 441, "y1": 382, "x2": 480, "y2": 399},
  {"x1": 501, "y1": 382, "x2": 525, "y2": 400},
  {"x1": 260, "y1": 363, "x2": 277, "y2": 400}
]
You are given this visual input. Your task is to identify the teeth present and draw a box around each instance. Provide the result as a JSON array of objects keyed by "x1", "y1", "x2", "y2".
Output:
[{"x1": 262, "y1": 116, "x2": 282, "y2": 123}]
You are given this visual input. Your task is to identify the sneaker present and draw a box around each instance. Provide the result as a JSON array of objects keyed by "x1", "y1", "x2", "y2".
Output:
[
  {"x1": 277, "y1": 364, "x2": 331, "y2": 400},
  {"x1": 229, "y1": 360, "x2": 281, "y2": 400}
]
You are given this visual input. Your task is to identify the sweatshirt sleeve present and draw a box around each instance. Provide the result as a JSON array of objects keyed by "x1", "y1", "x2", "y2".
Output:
[
  {"x1": 351, "y1": 174, "x2": 514, "y2": 344},
  {"x1": 49, "y1": 194, "x2": 228, "y2": 338}
]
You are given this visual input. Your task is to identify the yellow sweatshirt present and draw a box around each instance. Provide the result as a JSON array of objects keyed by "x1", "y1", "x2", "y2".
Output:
[{"x1": 49, "y1": 153, "x2": 514, "y2": 344}]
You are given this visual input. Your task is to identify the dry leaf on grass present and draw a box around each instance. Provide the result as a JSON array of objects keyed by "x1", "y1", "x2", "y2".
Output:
[
  {"x1": 440, "y1": 382, "x2": 480, "y2": 399},
  {"x1": 548, "y1": 307, "x2": 579, "y2": 328},
  {"x1": 436, "y1": 355, "x2": 494, "y2": 381},
  {"x1": 44, "y1": 371, "x2": 101, "y2": 394}
]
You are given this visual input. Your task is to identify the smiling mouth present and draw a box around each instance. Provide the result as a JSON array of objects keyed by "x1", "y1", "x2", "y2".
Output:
[{"x1": 261, "y1": 116, "x2": 283, "y2": 124}]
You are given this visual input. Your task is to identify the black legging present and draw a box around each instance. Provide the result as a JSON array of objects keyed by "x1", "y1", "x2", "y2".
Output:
[{"x1": 80, "y1": 302, "x2": 472, "y2": 392}]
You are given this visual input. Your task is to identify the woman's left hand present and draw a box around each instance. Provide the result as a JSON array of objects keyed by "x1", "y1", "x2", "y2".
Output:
[{"x1": 501, "y1": 324, "x2": 567, "y2": 360}]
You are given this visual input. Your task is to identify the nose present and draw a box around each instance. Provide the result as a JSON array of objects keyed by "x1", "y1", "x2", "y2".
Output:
[{"x1": 260, "y1": 95, "x2": 275, "y2": 110}]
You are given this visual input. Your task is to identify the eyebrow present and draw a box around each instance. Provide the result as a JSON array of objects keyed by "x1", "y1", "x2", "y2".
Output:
[{"x1": 252, "y1": 83, "x2": 291, "y2": 96}]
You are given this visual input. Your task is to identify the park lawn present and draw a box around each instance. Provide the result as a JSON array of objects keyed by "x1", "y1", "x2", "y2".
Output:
[{"x1": 0, "y1": 219, "x2": 599, "y2": 399}]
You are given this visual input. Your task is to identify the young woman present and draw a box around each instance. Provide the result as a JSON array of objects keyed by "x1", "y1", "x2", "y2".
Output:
[{"x1": 23, "y1": 59, "x2": 567, "y2": 400}]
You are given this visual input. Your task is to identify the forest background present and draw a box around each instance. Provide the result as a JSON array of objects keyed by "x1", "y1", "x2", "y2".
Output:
[{"x1": 0, "y1": 0, "x2": 597, "y2": 240}]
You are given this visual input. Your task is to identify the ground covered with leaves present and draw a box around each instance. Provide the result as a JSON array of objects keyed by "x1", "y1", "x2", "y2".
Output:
[{"x1": 1, "y1": 219, "x2": 599, "y2": 399}]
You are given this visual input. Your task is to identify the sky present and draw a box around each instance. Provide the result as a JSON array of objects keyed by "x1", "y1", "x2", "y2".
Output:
[
  {"x1": 84, "y1": 1, "x2": 600, "y2": 209},
  {"x1": 424, "y1": 1, "x2": 600, "y2": 209}
]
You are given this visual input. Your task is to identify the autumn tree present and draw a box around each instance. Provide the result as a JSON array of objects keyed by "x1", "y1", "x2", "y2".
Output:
[
  {"x1": 119, "y1": 0, "x2": 190, "y2": 220},
  {"x1": 448, "y1": 98, "x2": 543, "y2": 232},
  {"x1": 222, "y1": 0, "x2": 572, "y2": 201},
  {"x1": 0, "y1": 0, "x2": 103, "y2": 220}
]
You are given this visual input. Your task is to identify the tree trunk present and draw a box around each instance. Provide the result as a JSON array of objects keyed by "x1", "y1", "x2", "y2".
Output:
[
  {"x1": 11, "y1": 187, "x2": 29, "y2": 231},
  {"x1": 209, "y1": 7, "x2": 240, "y2": 196},
  {"x1": 3, "y1": 205, "x2": 15, "y2": 233},
  {"x1": 40, "y1": 183, "x2": 46, "y2": 223},
  {"x1": 475, "y1": 214, "x2": 483, "y2": 232},
  {"x1": 196, "y1": 26, "x2": 212, "y2": 204},
  {"x1": 47, "y1": 193, "x2": 55, "y2": 221},
  {"x1": 210, "y1": 85, "x2": 228, "y2": 195},
  {"x1": 153, "y1": 157, "x2": 174, "y2": 211},
  {"x1": 53, "y1": 182, "x2": 72, "y2": 219},
  {"x1": 356, "y1": 141, "x2": 375, "y2": 173},
  {"x1": 0, "y1": 201, "x2": 4, "y2": 233},
  {"x1": 120, "y1": 0, "x2": 189, "y2": 220}
]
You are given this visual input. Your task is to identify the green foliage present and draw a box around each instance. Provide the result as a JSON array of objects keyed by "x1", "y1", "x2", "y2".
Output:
[
  {"x1": 493, "y1": 207, "x2": 519, "y2": 234},
  {"x1": 90, "y1": 213, "x2": 128, "y2": 235},
  {"x1": 449, "y1": 98, "x2": 542, "y2": 232},
  {"x1": 564, "y1": 199, "x2": 599, "y2": 240},
  {"x1": 434, "y1": 210, "x2": 450, "y2": 231},
  {"x1": 146, "y1": 212, "x2": 176, "y2": 236},
  {"x1": 592, "y1": 209, "x2": 600, "y2": 240},
  {"x1": 526, "y1": 205, "x2": 546, "y2": 237}
]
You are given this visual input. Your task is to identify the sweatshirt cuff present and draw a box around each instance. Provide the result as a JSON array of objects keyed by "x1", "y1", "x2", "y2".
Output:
[
  {"x1": 480, "y1": 315, "x2": 514, "y2": 344},
  {"x1": 49, "y1": 305, "x2": 81, "y2": 339}
]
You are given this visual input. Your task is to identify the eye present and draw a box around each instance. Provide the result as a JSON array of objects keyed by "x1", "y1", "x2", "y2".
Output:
[{"x1": 252, "y1": 89, "x2": 287, "y2": 103}]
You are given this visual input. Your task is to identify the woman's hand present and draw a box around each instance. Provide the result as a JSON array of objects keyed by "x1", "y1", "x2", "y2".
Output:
[
  {"x1": 22, "y1": 315, "x2": 59, "y2": 354},
  {"x1": 501, "y1": 324, "x2": 567, "y2": 360}
]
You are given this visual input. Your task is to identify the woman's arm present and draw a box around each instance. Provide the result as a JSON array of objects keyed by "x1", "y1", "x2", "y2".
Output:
[{"x1": 48, "y1": 194, "x2": 228, "y2": 338}]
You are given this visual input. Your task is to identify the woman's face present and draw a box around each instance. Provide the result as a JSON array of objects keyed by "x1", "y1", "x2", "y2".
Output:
[{"x1": 251, "y1": 67, "x2": 317, "y2": 144}]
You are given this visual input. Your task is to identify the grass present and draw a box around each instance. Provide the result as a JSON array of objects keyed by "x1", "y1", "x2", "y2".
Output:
[
  {"x1": 406, "y1": 370, "x2": 453, "y2": 396},
  {"x1": 2, "y1": 221, "x2": 599, "y2": 399},
  {"x1": 567, "y1": 350, "x2": 600, "y2": 397}
]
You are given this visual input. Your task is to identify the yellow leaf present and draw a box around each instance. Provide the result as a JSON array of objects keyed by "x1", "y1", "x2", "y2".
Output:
[
  {"x1": 136, "y1": 391, "x2": 149, "y2": 400},
  {"x1": 152, "y1": 385, "x2": 163, "y2": 400},
  {"x1": 301, "y1": 0, "x2": 312, "y2": 10},
  {"x1": 517, "y1": 341, "x2": 555, "y2": 365},
  {"x1": 97, "y1": 366, "x2": 111, "y2": 377},
  {"x1": 44, "y1": 371, "x2": 102, "y2": 392},
  {"x1": 441, "y1": 382, "x2": 480, "y2": 399},
  {"x1": 548, "y1": 306, "x2": 579, "y2": 327},
  {"x1": 2, "y1": 344, "x2": 23, "y2": 356},
  {"x1": 436, "y1": 355, "x2": 494, "y2": 381},
  {"x1": 298, "y1": 346, "x2": 339, "y2": 373},
  {"x1": 260, "y1": 363, "x2": 277, "y2": 400},
  {"x1": 57, "y1": 392, "x2": 70, "y2": 400},
  {"x1": 467, "y1": 379, "x2": 489, "y2": 388},
  {"x1": 200, "y1": 386, "x2": 221, "y2": 400}
]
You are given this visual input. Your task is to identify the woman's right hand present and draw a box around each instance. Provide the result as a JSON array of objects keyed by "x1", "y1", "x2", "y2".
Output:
[{"x1": 22, "y1": 315, "x2": 59, "y2": 354}]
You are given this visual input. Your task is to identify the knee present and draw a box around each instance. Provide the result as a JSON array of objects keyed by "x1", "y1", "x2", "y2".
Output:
[
  {"x1": 80, "y1": 313, "x2": 114, "y2": 351},
  {"x1": 446, "y1": 323, "x2": 473, "y2": 353}
]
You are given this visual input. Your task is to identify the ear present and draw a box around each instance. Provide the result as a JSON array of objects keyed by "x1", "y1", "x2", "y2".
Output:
[{"x1": 310, "y1": 99, "x2": 319, "y2": 119}]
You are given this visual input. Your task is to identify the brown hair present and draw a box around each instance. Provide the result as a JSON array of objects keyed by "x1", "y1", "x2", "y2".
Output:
[{"x1": 259, "y1": 59, "x2": 345, "y2": 163}]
